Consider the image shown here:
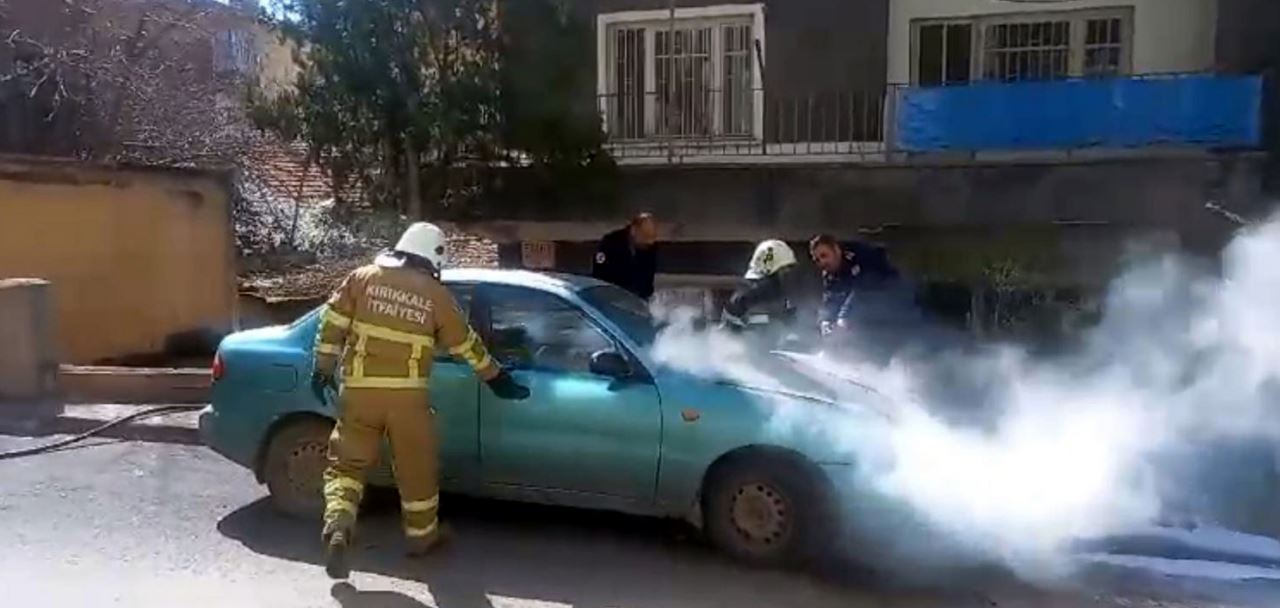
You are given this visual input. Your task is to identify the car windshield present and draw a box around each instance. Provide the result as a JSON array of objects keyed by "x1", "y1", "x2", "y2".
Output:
[{"x1": 578, "y1": 285, "x2": 658, "y2": 346}]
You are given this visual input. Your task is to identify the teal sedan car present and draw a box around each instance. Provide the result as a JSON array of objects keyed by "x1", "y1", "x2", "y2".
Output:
[{"x1": 201, "y1": 269, "x2": 871, "y2": 565}]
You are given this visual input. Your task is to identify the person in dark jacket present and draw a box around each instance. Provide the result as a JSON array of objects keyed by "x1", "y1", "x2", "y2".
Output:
[
  {"x1": 809, "y1": 234, "x2": 903, "y2": 336},
  {"x1": 592, "y1": 213, "x2": 659, "y2": 300}
]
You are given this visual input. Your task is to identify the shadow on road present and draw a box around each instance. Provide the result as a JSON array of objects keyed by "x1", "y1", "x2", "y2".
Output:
[
  {"x1": 332, "y1": 582, "x2": 430, "y2": 608},
  {"x1": 217, "y1": 495, "x2": 898, "y2": 608},
  {"x1": 217, "y1": 494, "x2": 1247, "y2": 608}
]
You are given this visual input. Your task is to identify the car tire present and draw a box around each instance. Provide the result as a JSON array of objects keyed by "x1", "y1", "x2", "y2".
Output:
[
  {"x1": 263, "y1": 417, "x2": 333, "y2": 520},
  {"x1": 703, "y1": 453, "x2": 834, "y2": 566}
]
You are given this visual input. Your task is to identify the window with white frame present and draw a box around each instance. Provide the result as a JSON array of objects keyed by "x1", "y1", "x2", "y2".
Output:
[
  {"x1": 1083, "y1": 15, "x2": 1126, "y2": 76},
  {"x1": 600, "y1": 6, "x2": 763, "y2": 140},
  {"x1": 911, "y1": 8, "x2": 1131, "y2": 85},
  {"x1": 984, "y1": 20, "x2": 1072, "y2": 81},
  {"x1": 915, "y1": 22, "x2": 975, "y2": 86}
]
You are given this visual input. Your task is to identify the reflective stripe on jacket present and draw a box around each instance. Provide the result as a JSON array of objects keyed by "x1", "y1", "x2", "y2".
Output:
[{"x1": 314, "y1": 263, "x2": 499, "y2": 389}]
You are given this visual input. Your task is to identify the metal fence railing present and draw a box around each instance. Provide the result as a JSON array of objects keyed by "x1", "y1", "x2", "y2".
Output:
[{"x1": 598, "y1": 87, "x2": 891, "y2": 161}]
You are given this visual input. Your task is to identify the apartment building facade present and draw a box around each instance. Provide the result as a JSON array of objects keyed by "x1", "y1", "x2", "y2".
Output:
[{"x1": 471, "y1": 0, "x2": 1270, "y2": 330}]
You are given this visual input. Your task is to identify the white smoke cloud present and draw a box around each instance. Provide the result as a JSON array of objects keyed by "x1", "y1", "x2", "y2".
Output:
[{"x1": 649, "y1": 216, "x2": 1280, "y2": 582}]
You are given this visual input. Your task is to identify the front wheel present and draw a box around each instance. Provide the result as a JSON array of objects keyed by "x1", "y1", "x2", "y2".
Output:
[
  {"x1": 702, "y1": 455, "x2": 835, "y2": 566},
  {"x1": 262, "y1": 418, "x2": 332, "y2": 519}
]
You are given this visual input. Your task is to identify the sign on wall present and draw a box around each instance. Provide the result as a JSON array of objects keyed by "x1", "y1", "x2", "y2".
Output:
[{"x1": 521, "y1": 241, "x2": 556, "y2": 269}]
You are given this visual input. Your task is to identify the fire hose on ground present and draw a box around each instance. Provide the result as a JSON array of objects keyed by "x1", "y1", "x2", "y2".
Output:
[{"x1": 0, "y1": 404, "x2": 205, "y2": 461}]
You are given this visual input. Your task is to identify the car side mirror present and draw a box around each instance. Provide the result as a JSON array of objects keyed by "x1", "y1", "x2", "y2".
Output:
[{"x1": 589, "y1": 350, "x2": 631, "y2": 379}]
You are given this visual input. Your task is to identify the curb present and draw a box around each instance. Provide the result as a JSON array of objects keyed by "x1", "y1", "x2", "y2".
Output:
[
  {"x1": 59, "y1": 366, "x2": 212, "y2": 405},
  {"x1": 0, "y1": 403, "x2": 202, "y2": 446}
]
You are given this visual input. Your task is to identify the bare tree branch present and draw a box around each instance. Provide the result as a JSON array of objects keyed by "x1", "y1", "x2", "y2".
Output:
[{"x1": 2, "y1": 0, "x2": 260, "y2": 164}]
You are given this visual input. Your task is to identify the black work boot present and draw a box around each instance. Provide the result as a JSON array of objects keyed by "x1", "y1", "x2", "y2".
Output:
[{"x1": 324, "y1": 528, "x2": 352, "y2": 579}]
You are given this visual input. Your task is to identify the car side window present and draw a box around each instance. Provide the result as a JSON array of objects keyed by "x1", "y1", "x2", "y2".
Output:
[
  {"x1": 435, "y1": 283, "x2": 475, "y2": 360},
  {"x1": 485, "y1": 286, "x2": 614, "y2": 374}
]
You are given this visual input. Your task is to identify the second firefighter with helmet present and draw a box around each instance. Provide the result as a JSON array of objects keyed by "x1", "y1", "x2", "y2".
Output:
[
  {"x1": 312, "y1": 222, "x2": 530, "y2": 579},
  {"x1": 721, "y1": 239, "x2": 808, "y2": 348}
]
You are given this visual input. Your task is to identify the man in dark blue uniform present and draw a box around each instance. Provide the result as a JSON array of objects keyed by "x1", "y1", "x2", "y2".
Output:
[
  {"x1": 809, "y1": 234, "x2": 918, "y2": 361},
  {"x1": 592, "y1": 213, "x2": 659, "y2": 300},
  {"x1": 809, "y1": 234, "x2": 901, "y2": 333}
]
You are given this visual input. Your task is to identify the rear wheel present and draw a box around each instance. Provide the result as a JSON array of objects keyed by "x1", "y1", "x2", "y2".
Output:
[
  {"x1": 703, "y1": 454, "x2": 834, "y2": 566},
  {"x1": 262, "y1": 418, "x2": 332, "y2": 519}
]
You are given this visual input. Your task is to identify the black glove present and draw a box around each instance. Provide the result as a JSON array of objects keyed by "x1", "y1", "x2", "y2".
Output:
[
  {"x1": 719, "y1": 312, "x2": 747, "y2": 333},
  {"x1": 486, "y1": 370, "x2": 530, "y2": 401},
  {"x1": 311, "y1": 370, "x2": 336, "y2": 403}
]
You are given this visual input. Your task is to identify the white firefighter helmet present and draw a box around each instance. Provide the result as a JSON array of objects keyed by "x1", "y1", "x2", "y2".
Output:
[
  {"x1": 394, "y1": 222, "x2": 449, "y2": 269},
  {"x1": 745, "y1": 239, "x2": 797, "y2": 279}
]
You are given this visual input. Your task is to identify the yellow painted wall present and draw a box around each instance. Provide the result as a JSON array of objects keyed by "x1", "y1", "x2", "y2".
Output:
[{"x1": 0, "y1": 158, "x2": 237, "y2": 364}]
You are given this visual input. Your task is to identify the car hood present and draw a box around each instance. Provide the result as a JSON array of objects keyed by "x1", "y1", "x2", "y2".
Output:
[{"x1": 710, "y1": 351, "x2": 904, "y2": 421}]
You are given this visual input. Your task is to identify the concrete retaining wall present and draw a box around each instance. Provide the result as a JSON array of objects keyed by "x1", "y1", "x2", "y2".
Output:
[
  {"x1": 475, "y1": 152, "x2": 1268, "y2": 287},
  {"x1": 58, "y1": 366, "x2": 212, "y2": 404}
]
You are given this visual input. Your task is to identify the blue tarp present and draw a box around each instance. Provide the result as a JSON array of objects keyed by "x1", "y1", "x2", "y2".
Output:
[{"x1": 895, "y1": 74, "x2": 1264, "y2": 153}]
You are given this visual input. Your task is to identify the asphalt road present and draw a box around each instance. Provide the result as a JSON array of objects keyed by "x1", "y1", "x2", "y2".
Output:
[{"x1": 0, "y1": 433, "x2": 1275, "y2": 608}]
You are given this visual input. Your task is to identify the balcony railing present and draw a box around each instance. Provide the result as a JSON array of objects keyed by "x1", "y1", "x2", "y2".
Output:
[
  {"x1": 597, "y1": 73, "x2": 1264, "y2": 162},
  {"x1": 598, "y1": 88, "x2": 889, "y2": 161}
]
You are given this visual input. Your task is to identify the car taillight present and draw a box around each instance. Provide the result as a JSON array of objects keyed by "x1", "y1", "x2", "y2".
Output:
[{"x1": 212, "y1": 352, "x2": 225, "y2": 382}]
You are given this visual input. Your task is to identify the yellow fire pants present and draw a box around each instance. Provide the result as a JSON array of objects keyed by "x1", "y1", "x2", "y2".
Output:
[{"x1": 323, "y1": 387, "x2": 440, "y2": 542}]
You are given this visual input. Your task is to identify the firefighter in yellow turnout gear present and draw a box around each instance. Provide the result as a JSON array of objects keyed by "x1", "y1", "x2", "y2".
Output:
[{"x1": 312, "y1": 222, "x2": 530, "y2": 579}]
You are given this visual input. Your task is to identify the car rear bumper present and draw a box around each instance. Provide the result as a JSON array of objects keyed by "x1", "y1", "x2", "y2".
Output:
[
  {"x1": 198, "y1": 405, "x2": 252, "y2": 468},
  {"x1": 197, "y1": 404, "x2": 216, "y2": 445}
]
